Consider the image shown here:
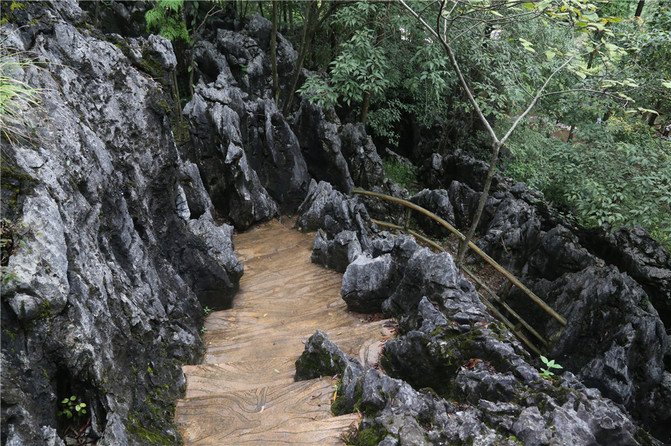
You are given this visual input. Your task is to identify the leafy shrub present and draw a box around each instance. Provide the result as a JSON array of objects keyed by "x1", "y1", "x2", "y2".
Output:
[
  {"x1": 383, "y1": 159, "x2": 417, "y2": 192},
  {"x1": 297, "y1": 74, "x2": 337, "y2": 109},
  {"x1": 502, "y1": 117, "x2": 671, "y2": 250}
]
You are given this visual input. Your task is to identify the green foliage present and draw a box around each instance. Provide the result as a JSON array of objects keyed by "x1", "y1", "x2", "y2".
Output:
[
  {"x1": 58, "y1": 395, "x2": 87, "y2": 419},
  {"x1": 145, "y1": 0, "x2": 190, "y2": 43},
  {"x1": 503, "y1": 116, "x2": 671, "y2": 250},
  {"x1": 329, "y1": 27, "x2": 389, "y2": 106},
  {"x1": 383, "y1": 159, "x2": 417, "y2": 192},
  {"x1": 366, "y1": 99, "x2": 408, "y2": 147},
  {"x1": 297, "y1": 74, "x2": 337, "y2": 109},
  {"x1": 539, "y1": 356, "x2": 563, "y2": 380},
  {"x1": 0, "y1": 46, "x2": 43, "y2": 144},
  {"x1": 203, "y1": 306, "x2": 212, "y2": 315}
]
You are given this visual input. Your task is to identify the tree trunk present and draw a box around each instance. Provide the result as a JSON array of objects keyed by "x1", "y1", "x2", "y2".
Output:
[
  {"x1": 270, "y1": 1, "x2": 279, "y2": 104},
  {"x1": 456, "y1": 141, "x2": 501, "y2": 265},
  {"x1": 282, "y1": 1, "x2": 317, "y2": 115},
  {"x1": 634, "y1": 0, "x2": 645, "y2": 17},
  {"x1": 360, "y1": 92, "x2": 371, "y2": 123}
]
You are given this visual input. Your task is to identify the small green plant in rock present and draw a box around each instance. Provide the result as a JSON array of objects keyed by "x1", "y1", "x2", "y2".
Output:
[
  {"x1": 58, "y1": 395, "x2": 87, "y2": 419},
  {"x1": 539, "y1": 356, "x2": 563, "y2": 380},
  {"x1": 203, "y1": 306, "x2": 212, "y2": 315},
  {"x1": 200, "y1": 326, "x2": 207, "y2": 334}
]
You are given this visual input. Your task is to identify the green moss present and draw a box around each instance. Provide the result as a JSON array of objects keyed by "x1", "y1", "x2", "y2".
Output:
[
  {"x1": 353, "y1": 425, "x2": 390, "y2": 446},
  {"x1": 126, "y1": 413, "x2": 174, "y2": 445},
  {"x1": 3, "y1": 329, "x2": 16, "y2": 341},
  {"x1": 38, "y1": 301, "x2": 51, "y2": 319}
]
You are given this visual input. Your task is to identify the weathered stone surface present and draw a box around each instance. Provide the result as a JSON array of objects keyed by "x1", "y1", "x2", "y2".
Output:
[
  {"x1": 296, "y1": 322, "x2": 656, "y2": 445},
  {"x1": 311, "y1": 229, "x2": 361, "y2": 273},
  {"x1": 409, "y1": 188, "x2": 456, "y2": 238},
  {"x1": 524, "y1": 224, "x2": 597, "y2": 280},
  {"x1": 475, "y1": 196, "x2": 542, "y2": 273},
  {"x1": 295, "y1": 330, "x2": 363, "y2": 381},
  {"x1": 294, "y1": 99, "x2": 354, "y2": 193},
  {"x1": 184, "y1": 89, "x2": 279, "y2": 229},
  {"x1": 245, "y1": 98, "x2": 311, "y2": 211},
  {"x1": 382, "y1": 247, "x2": 484, "y2": 330},
  {"x1": 579, "y1": 225, "x2": 671, "y2": 326},
  {"x1": 341, "y1": 254, "x2": 395, "y2": 313},
  {"x1": 187, "y1": 19, "x2": 311, "y2": 216},
  {"x1": 339, "y1": 123, "x2": 385, "y2": 189},
  {"x1": 296, "y1": 180, "x2": 371, "y2": 244},
  {"x1": 0, "y1": 3, "x2": 241, "y2": 444},
  {"x1": 530, "y1": 266, "x2": 669, "y2": 439}
]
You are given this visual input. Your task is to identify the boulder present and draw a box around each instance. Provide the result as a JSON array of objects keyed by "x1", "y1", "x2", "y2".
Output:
[
  {"x1": 310, "y1": 229, "x2": 361, "y2": 273},
  {"x1": 409, "y1": 188, "x2": 456, "y2": 238},
  {"x1": 579, "y1": 225, "x2": 671, "y2": 326},
  {"x1": 382, "y1": 247, "x2": 483, "y2": 330},
  {"x1": 531, "y1": 266, "x2": 670, "y2": 440},
  {"x1": 339, "y1": 123, "x2": 385, "y2": 189},
  {"x1": 341, "y1": 254, "x2": 396, "y2": 313},
  {"x1": 183, "y1": 89, "x2": 279, "y2": 229},
  {"x1": 295, "y1": 180, "x2": 371, "y2": 247},
  {"x1": 245, "y1": 98, "x2": 311, "y2": 211},
  {"x1": 293, "y1": 98, "x2": 354, "y2": 193},
  {"x1": 475, "y1": 196, "x2": 542, "y2": 273},
  {"x1": 524, "y1": 225, "x2": 598, "y2": 280}
]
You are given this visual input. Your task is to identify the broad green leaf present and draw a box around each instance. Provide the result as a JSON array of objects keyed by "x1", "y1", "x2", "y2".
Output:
[{"x1": 545, "y1": 50, "x2": 556, "y2": 60}]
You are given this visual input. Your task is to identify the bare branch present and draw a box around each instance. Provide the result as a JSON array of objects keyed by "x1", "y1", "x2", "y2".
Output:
[
  {"x1": 400, "y1": 0, "x2": 500, "y2": 143},
  {"x1": 500, "y1": 55, "x2": 575, "y2": 145}
]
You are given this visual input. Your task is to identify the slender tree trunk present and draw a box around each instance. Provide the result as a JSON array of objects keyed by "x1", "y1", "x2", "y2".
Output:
[
  {"x1": 456, "y1": 141, "x2": 501, "y2": 264},
  {"x1": 257, "y1": 1, "x2": 265, "y2": 18},
  {"x1": 270, "y1": 1, "x2": 279, "y2": 104},
  {"x1": 360, "y1": 92, "x2": 371, "y2": 123},
  {"x1": 634, "y1": 0, "x2": 645, "y2": 17},
  {"x1": 567, "y1": 125, "x2": 575, "y2": 142},
  {"x1": 282, "y1": 1, "x2": 316, "y2": 115}
]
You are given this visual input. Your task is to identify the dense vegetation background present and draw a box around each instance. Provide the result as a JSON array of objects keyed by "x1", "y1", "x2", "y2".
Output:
[
  {"x1": 133, "y1": 0, "x2": 671, "y2": 250},
  {"x1": 4, "y1": 0, "x2": 670, "y2": 246}
]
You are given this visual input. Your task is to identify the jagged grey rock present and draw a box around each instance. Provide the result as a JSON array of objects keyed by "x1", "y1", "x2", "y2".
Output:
[
  {"x1": 295, "y1": 180, "x2": 371, "y2": 249},
  {"x1": 1, "y1": 3, "x2": 242, "y2": 444},
  {"x1": 524, "y1": 224, "x2": 597, "y2": 280},
  {"x1": 294, "y1": 99, "x2": 354, "y2": 193},
  {"x1": 310, "y1": 229, "x2": 361, "y2": 273},
  {"x1": 579, "y1": 225, "x2": 671, "y2": 326},
  {"x1": 184, "y1": 89, "x2": 279, "y2": 229},
  {"x1": 409, "y1": 188, "x2": 456, "y2": 238},
  {"x1": 531, "y1": 265, "x2": 669, "y2": 439},
  {"x1": 339, "y1": 123, "x2": 385, "y2": 189},
  {"x1": 341, "y1": 254, "x2": 395, "y2": 313}
]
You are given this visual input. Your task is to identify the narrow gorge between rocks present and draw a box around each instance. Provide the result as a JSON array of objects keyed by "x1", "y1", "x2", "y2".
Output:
[
  {"x1": 175, "y1": 219, "x2": 392, "y2": 444},
  {"x1": 1, "y1": 2, "x2": 670, "y2": 446}
]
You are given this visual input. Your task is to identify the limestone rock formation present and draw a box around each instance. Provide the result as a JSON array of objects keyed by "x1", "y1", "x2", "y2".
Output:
[
  {"x1": 294, "y1": 99, "x2": 354, "y2": 194},
  {"x1": 1, "y1": 3, "x2": 241, "y2": 444}
]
